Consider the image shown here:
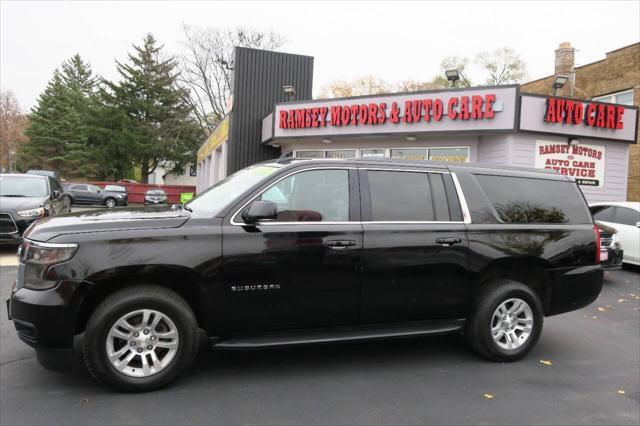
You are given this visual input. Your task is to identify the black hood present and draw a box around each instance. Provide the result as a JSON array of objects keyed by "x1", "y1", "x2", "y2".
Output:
[
  {"x1": 0, "y1": 196, "x2": 48, "y2": 212},
  {"x1": 24, "y1": 205, "x2": 190, "y2": 242}
]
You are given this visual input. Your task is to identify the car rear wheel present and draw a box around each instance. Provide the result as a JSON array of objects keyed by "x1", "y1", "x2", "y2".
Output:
[
  {"x1": 82, "y1": 285, "x2": 199, "y2": 392},
  {"x1": 465, "y1": 279, "x2": 543, "y2": 362},
  {"x1": 104, "y1": 197, "x2": 117, "y2": 208}
]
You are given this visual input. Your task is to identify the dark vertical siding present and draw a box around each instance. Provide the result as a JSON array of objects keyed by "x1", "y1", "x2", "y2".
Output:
[{"x1": 227, "y1": 47, "x2": 314, "y2": 174}]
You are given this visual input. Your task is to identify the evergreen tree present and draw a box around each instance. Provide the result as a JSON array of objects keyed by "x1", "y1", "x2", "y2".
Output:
[
  {"x1": 19, "y1": 55, "x2": 98, "y2": 177},
  {"x1": 104, "y1": 34, "x2": 201, "y2": 183}
]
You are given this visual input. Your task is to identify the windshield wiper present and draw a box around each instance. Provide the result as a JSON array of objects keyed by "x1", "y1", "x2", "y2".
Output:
[{"x1": 0, "y1": 194, "x2": 27, "y2": 197}]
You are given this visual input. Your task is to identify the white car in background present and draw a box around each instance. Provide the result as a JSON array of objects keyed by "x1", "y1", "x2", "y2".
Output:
[{"x1": 589, "y1": 202, "x2": 640, "y2": 266}]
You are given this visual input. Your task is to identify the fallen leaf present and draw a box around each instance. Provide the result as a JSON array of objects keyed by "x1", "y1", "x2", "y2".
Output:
[
  {"x1": 597, "y1": 307, "x2": 606, "y2": 312},
  {"x1": 592, "y1": 316, "x2": 598, "y2": 319},
  {"x1": 617, "y1": 298, "x2": 627, "y2": 302},
  {"x1": 617, "y1": 389, "x2": 625, "y2": 395},
  {"x1": 540, "y1": 360, "x2": 553, "y2": 366},
  {"x1": 605, "y1": 305, "x2": 611, "y2": 308},
  {"x1": 630, "y1": 294, "x2": 636, "y2": 297},
  {"x1": 483, "y1": 393, "x2": 494, "y2": 400}
]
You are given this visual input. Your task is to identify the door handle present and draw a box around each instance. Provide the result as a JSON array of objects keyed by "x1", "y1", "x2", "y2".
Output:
[
  {"x1": 324, "y1": 240, "x2": 357, "y2": 250},
  {"x1": 436, "y1": 237, "x2": 462, "y2": 246}
]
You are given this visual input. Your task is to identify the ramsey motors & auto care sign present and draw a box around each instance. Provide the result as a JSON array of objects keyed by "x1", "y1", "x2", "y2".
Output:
[
  {"x1": 267, "y1": 86, "x2": 518, "y2": 138},
  {"x1": 534, "y1": 140, "x2": 606, "y2": 188}
]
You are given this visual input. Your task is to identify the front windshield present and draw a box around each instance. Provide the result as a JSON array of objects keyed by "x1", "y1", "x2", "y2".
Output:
[
  {"x1": 0, "y1": 176, "x2": 48, "y2": 197},
  {"x1": 187, "y1": 164, "x2": 281, "y2": 216}
]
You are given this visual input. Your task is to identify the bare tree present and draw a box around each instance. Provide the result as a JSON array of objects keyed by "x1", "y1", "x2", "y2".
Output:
[
  {"x1": 440, "y1": 56, "x2": 473, "y2": 87},
  {"x1": 0, "y1": 90, "x2": 29, "y2": 172},
  {"x1": 476, "y1": 47, "x2": 528, "y2": 85},
  {"x1": 319, "y1": 75, "x2": 394, "y2": 98},
  {"x1": 178, "y1": 25, "x2": 285, "y2": 134}
]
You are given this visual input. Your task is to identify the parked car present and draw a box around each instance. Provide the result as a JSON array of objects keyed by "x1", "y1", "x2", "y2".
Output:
[
  {"x1": 144, "y1": 189, "x2": 168, "y2": 205},
  {"x1": 596, "y1": 221, "x2": 623, "y2": 270},
  {"x1": 8, "y1": 158, "x2": 603, "y2": 391},
  {"x1": 65, "y1": 183, "x2": 126, "y2": 208},
  {"x1": 26, "y1": 170, "x2": 60, "y2": 179},
  {"x1": 589, "y1": 202, "x2": 640, "y2": 265},
  {"x1": 0, "y1": 173, "x2": 70, "y2": 244},
  {"x1": 103, "y1": 185, "x2": 128, "y2": 206}
]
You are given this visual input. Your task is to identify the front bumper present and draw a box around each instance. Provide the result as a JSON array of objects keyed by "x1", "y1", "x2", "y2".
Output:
[
  {"x1": 8, "y1": 277, "x2": 91, "y2": 350},
  {"x1": 601, "y1": 245, "x2": 624, "y2": 270}
]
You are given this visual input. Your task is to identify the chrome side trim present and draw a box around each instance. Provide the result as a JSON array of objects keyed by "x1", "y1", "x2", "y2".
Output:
[
  {"x1": 229, "y1": 166, "x2": 356, "y2": 226},
  {"x1": 361, "y1": 167, "x2": 449, "y2": 174},
  {"x1": 450, "y1": 172, "x2": 472, "y2": 224}
]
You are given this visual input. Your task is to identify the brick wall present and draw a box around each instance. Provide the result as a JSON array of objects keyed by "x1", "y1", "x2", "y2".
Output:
[{"x1": 521, "y1": 43, "x2": 640, "y2": 201}]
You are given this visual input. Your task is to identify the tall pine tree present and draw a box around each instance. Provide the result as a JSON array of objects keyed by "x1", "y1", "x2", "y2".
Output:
[
  {"x1": 103, "y1": 34, "x2": 200, "y2": 183},
  {"x1": 19, "y1": 55, "x2": 98, "y2": 177}
]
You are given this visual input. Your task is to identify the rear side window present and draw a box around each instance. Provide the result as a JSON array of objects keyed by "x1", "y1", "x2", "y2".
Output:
[
  {"x1": 476, "y1": 175, "x2": 591, "y2": 224},
  {"x1": 367, "y1": 171, "x2": 452, "y2": 221},
  {"x1": 591, "y1": 206, "x2": 615, "y2": 222},
  {"x1": 614, "y1": 207, "x2": 640, "y2": 226}
]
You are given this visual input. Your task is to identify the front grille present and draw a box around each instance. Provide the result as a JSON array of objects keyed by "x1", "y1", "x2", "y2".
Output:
[
  {"x1": 0, "y1": 213, "x2": 18, "y2": 234},
  {"x1": 600, "y1": 237, "x2": 614, "y2": 247}
]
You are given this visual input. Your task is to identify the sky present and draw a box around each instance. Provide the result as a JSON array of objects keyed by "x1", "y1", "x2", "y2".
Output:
[{"x1": 1, "y1": 0, "x2": 639, "y2": 111}]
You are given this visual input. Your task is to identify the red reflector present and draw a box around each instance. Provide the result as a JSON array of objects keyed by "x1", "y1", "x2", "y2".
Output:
[{"x1": 594, "y1": 224, "x2": 601, "y2": 264}]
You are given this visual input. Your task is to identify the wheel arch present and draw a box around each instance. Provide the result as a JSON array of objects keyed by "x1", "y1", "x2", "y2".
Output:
[
  {"x1": 474, "y1": 257, "x2": 553, "y2": 314},
  {"x1": 76, "y1": 265, "x2": 210, "y2": 335}
]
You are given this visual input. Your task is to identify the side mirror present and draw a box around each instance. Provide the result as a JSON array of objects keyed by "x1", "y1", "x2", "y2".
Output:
[
  {"x1": 52, "y1": 190, "x2": 61, "y2": 198},
  {"x1": 636, "y1": 221, "x2": 640, "y2": 228},
  {"x1": 242, "y1": 201, "x2": 277, "y2": 224}
]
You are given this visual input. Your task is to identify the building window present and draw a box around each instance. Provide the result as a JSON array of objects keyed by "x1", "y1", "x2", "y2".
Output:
[
  {"x1": 390, "y1": 148, "x2": 428, "y2": 160},
  {"x1": 428, "y1": 147, "x2": 470, "y2": 163},
  {"x1": 295, "y1": 150, "x2": 324, "y2": 159},
  {"x1": 360, "y1": 148, "x2": 386, "y2": 158},
  {"x1": 325, "y1": 150, "x2": 356, "y2": 159},
  {"x1": 593, "y1": 89, "x2": 634, "y2": 105}
]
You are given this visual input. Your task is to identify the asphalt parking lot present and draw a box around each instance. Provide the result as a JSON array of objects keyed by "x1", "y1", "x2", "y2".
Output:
[{"x1": 0, "y1": 249, "x2": 638, "y2": 425}]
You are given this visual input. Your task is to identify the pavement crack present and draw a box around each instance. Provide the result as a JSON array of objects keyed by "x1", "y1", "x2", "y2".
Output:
[{"x1": 0, "y1": 354, "x2": 36, "y2": 366}]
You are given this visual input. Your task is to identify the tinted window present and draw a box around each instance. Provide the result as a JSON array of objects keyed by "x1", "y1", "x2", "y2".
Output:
[
  {"x1": 430, "y1": 173, "x2": 451, "y2": 221},
  {"x1": 71, "y1": 184, "x2": 88, "y2": 191},
  {"x1": 476, "y1": 175, "x2": 591, "y2": 224},
  {"x1": 591, "y1": 206, "x2": 615, "y2": 222},
  {"x1": 258, "y1": 169, "x2": 349, "y2": 222},
  {"x1": 368, "y1": 171, "x2": 434, "y2": 221},
  {"x1": 49, "y1": 178, "x2": 62, "y2": 194},
  {"x1": 614, "y1": 207, "x2": 640, "y2": 226}
]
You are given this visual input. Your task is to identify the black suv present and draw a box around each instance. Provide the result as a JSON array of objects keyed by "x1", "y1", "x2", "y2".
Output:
[
  {"x1": 7, "y1": 159, "x2": 603, "y2": 391},
  {"x1": 0, "y1": 173, "x2": 71, "y2": 244}
]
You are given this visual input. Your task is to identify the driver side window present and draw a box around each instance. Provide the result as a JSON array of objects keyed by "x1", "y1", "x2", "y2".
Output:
[{"x1": 257, "y1": 169, "x2": 350, "y2": 222}]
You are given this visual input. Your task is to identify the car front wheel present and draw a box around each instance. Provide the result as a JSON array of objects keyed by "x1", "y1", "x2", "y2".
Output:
[
  {"x1": 104, "y1": 197, "x2": 117, "y2": 208},
  {"x1": 82, "y1": 285, "x2": 199, "y2": 392},
  {"x1": 465, "y1": 279, "x2": 543, "y2": 362}
]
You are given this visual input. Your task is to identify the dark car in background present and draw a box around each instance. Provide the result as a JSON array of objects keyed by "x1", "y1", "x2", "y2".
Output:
[
  {"x1": 7, "y1": 158, "x2": 603, "y2": 392},
  {"x1": 103, "y1": 185, "x2": 128, "y2": 206},
  {"x1": 144, "y1": 188, "x2": 168, "y2": 205},
  {"x1": 64, "y1": 183, "x2": 126, "y2": 208},
  {"x1": 596, "y1": 221, "x2": 623, "y2": 270},
  {"x1": 0, "y1": 173, "x2": 70, "y2": 244}
]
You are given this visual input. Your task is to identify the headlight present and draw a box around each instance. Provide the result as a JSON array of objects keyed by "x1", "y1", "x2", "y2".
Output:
[
  {"x1": 17, "y1": 207, "x2": 45, "y2": 218},
  {"x1": 21, "y1": 240, "x2": 78, "y2": 290}
]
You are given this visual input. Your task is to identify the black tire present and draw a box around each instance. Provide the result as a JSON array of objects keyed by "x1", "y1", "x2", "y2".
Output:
[
  {"x1": 82, "y1": 285, "x2": 199, "y2": 392},
  {"x1": 465, "y1": 279, "x2": 543, "y2": 362},
  {"x1": 104, "y1": 197, "x2": 117, "y2": 209}
]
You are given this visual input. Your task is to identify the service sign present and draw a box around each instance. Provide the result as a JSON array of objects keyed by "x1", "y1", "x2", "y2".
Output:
[
  {"x1": 534, "y1": 140, "x2": 606, "y2": 188},
  {"x1": 269, "y1": 86, "x2": 518, "y2": 139}
]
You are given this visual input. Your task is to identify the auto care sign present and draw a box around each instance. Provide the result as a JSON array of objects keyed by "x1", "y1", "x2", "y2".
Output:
[
  {"x1": 268, "y1": 86, "x2": 518, "y2": 138},
  {"x1": 535, "y1": 140, "x2": 606, "y2": 188}
]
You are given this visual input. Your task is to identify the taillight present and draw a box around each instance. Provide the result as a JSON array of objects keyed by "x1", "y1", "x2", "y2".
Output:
[{"x1": 594, "y1": 224, "x2": 601, "y2": 264}]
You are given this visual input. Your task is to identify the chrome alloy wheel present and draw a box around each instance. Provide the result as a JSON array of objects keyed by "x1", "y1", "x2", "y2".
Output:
[
  {"x1": 106, "y1": 309, "x2": 179, "y2": 378},
  {"x1": 105, "y1": 198, "x2": 117, "y2": 208},
  {"x1": 491, "y1": 298, "x2": 533, "y2": 350}
]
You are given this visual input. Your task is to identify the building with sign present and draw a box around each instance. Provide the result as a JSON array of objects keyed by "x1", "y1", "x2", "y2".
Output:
[{"x1": 197, "y1": 47, "x2": 639, "y2": 202}]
